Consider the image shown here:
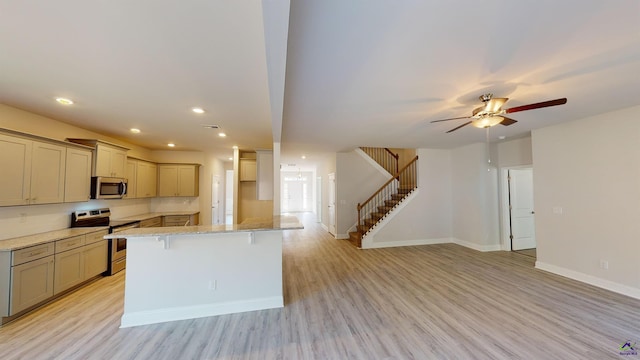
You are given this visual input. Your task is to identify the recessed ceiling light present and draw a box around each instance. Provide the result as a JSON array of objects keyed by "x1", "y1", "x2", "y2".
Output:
[
  {"x1": 301, "y1": 155, "x2": 306, "y2": 159},
  {"x1": 232, "y1": 145, "x2": 238, "y2": 149},
  {"x1": 55, "y1": 97, "x2": 74, "y2": 105},
  {"x1": 228, "y1": 157, "x2": 233, "y2": 161},
  {"x1": 130, "y1": 128, "x2": 141, "y2": 134},
  {"x1": 167, "y1": 143, "x2": 175, "y2": 147},
  {"x1": 498, "y1": 135, "x2": 506, "y2": 140},
  {"x1": 192, "y1": 107, "x2": 205, "y2": 114},
  {"x1": 218, "y1": 133, "x2": 226, "y2": 137}
]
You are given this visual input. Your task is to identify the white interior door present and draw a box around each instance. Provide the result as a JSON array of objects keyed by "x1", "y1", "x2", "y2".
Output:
[
  {"x1": 328, "y1": 173, "x2": 336, "y2": 236},
  {"x1": 211, "y1": 175, "x2": 221, "y2": 225},
  {"x1": 225, "y1": 170, "x2": 234, "y2": 225},
  {"x1": 509, "y1": 168, "x2": 536, "y2": 250},
  {"x1": 316, "y1": 176, "x2": 322, "y2": 222}
]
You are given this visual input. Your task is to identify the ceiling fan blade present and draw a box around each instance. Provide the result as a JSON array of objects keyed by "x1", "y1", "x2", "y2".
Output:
[
  {"x1": 430, "y1": 116, "x2": 470, "y2": 123},
  {"x1": 505, "y1": 98, "x2": 567, "y2": 114},
  {"x1": 499, "y1": 116, "x2": 517, "y2": 126},
  {"x1": 446, "y1": 121, "x2": 472, "y2": 133}
]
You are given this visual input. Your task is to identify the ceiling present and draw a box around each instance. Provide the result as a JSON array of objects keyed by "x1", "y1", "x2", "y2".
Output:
[{"x1": 1, "y1": 1, "x2": 639, "y2": 166}]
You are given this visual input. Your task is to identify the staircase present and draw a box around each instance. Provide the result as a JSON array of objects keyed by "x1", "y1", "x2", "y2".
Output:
[{"x1": 349, "y1": 154, "x2": 418, "y2": 248}]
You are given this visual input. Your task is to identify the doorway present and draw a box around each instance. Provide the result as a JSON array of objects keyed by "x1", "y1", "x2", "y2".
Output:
[
  {"x1": 225, "y1": 170, "x2": 234, "y2": 225},
  {"x1": 501, "y1": 167, "x2": 536, "y2": 257},
  {"x1": 328, "y1": 173, "x2": 336, "y2": 236}
]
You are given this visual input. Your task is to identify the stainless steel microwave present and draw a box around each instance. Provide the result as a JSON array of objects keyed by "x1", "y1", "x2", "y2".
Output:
[{"x1": 91, "y1": 177, "x2": 128, "y2": 199}]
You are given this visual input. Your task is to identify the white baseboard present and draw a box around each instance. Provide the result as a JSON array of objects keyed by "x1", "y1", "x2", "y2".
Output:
[
  {"x1": 336, "y1": 233, "x2": 350, "y2": 240},
  {"x1": 452, "y1": 238, "x2": 502, "y2": 252},
  {"x1": 321, "y1": 223, "x2": 328, "y2": 232},
  {"x1": 535, "y1": 261, "x2": 640, "y2": 300},
  {"x1": 364, "y1": 237, "x2": 451, "y2": 249},
  {"x1": 120, "y1": 296, "x2": 284, "y2": 328}
]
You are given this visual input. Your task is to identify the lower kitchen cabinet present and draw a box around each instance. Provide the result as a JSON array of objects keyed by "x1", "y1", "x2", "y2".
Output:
[
  {"x1": 163, "y1": 213, "x2": 199, "y2": 227},
  {"x1": 54, "y1": 247, "x2": 84, "y2": 295},
  {"x1": 83, "y1": 241, "x2": 107, "y2": 279},
  {"x1": 10, "y1": 255, "x2": 55, "y2": 315},
  {"x1": 1, "y1": 229, "x2": 109, "y2": 321},
  {"x1": 140, "y1": 216, "x2": 162, "y2": 228}
]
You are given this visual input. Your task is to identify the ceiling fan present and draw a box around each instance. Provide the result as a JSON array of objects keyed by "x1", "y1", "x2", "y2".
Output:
[{"x1": 431, "y1": 94, "x2": 567, "y2": 133}]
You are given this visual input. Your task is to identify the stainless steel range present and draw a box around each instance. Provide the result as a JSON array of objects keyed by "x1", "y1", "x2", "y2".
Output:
[{"x1": 71, "y1": 208, "x2": 139, "y2": 275}]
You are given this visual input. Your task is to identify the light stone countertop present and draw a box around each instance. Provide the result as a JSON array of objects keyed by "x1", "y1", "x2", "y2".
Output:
[
  {"x1": 0, "y1": 227, "x2": 110, "y2": 252},
  {"x1": 110, "y1": 211, "x2": 200, "y2": 226},
  {"x1": 104, "y1": 215, "x2": 303, "y2": 239}
]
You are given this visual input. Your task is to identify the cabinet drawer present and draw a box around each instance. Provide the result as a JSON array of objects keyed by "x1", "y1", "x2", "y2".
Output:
[
  {"x1": 85, "y1": 230, "x2": 109, "y2": 245},
  {"x1": 163, "y1": 215, "x2": 191, "y2": 227},
  {"x1": 140, "y1": 217, "x2": 162, "y2": 228},
  {"x1": 55, "y1": 235, "x2": 86, "y2": 253},
  {"x1": 12, "y1": 243, "x2": 55, "y2": 266}
]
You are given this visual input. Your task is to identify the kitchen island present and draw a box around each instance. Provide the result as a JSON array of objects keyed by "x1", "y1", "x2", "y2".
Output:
[{"x1": 104, "y1": 215, "x2": 303, "y2": 328}]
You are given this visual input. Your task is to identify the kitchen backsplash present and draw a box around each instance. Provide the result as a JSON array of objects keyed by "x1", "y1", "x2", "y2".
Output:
[{"x1": 0, "y1": 197, "x2": 199, "y2": 240}]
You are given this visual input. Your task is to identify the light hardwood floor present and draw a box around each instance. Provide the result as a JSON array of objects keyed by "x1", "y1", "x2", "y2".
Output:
[{"x1": 1, "y1": 213, "x2": 638, "y2": 359}]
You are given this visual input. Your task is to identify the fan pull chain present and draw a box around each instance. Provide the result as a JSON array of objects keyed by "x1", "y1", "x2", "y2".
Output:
[{"x1": 486, "y1": 127, "x2": 491, "y2": 171}]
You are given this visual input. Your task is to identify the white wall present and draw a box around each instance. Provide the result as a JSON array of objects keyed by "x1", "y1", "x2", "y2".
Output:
[
  {"x1": 314, "y1": 154, "x2": 335, "y2": 231},
  {"x1": 497, "y1": 136, "x2": 532, "y2": 167},
  {"x1": 364, "y1": 149, "x2": 452, "y2": 248},
  {"x1": 532, "y1": 105, "x2": 640, "y2": 297},
  {"x1": 335, "y1": 151, "x2": 390, "y2": 238},
  {"x1": 451, "y1": 143, "x2": 500, "y2": 251}
]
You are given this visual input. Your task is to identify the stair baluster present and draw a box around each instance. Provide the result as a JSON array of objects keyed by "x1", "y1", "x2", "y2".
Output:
[{"x1": 353, "y1": 155, "x2": 418, "y2": 247}]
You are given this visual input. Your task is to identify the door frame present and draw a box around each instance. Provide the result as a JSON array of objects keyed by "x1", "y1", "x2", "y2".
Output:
[{"x1": 499, "y1": 165, "x2": 534, "y2": 251}]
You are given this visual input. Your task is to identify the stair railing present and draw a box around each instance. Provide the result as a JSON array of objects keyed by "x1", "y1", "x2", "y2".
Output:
[
  {"x1": 357, "y1": 156, "x2": 418, "y2": 237},
  {"x1": 360, "y1": 147, "x2": 399, "y2": 175}
]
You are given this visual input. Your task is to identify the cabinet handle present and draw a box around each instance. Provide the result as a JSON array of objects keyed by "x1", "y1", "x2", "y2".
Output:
[{"x1": 29, "y1": 250, "x2": 46, "y2": 257}]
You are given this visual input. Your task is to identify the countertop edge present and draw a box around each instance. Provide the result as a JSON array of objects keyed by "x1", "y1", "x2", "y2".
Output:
[{"x1": 0, "y1": 227, "x2": 110, "y2": 252}]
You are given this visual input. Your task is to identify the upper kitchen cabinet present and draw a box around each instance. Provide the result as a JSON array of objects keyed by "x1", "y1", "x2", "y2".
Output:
[
  {"x1": 136, "y1": 160, "x2": 157, "y2": 198},
  {"x1": 125, "y1": 159, "x2": 137, "y2": 198},
  {"x1": 64, "y1": 147, "x2": 92, "y2": 202},
  {"x1": 158, "y1": 164, "x2": 200, "y2": 197},
  {"x1": 239, "y1": 153, "x2": 257, "y2": 182},
  {"x1": 67, "y1": 139, "x2": 129, "y2": 178},
  {"x1": 0, "y1": 132, "x2": 67, "y2": 206}
]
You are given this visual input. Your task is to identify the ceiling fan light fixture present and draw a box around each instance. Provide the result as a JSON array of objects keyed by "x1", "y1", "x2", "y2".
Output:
[{"x1": 472, "y1": 116, "x2": 503, "y2": 128}]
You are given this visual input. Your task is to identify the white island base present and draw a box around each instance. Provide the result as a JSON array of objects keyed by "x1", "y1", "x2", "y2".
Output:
[{"x1": 120, "y1": 230, "x2": 285, "y2": 328}]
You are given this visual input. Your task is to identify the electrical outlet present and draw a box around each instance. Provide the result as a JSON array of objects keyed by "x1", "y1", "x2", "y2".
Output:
[{"x1": 599, "y1": 260, "x2": 609, "y2": 270}]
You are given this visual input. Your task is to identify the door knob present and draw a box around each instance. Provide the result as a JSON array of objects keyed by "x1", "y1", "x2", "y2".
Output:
[{"x1": 531, "y1": 211, "x2": 535, "y2": 214}]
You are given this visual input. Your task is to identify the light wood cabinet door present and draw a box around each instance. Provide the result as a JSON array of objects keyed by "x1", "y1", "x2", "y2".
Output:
[
  {"x1": 126, "y1": 159, "x2": 138, "y2": 198},
  {"x1": 0, "y1": 134, "x2": 32, "y2": 206},
  {"x1": 83, "y1": 241, "x2": 107, "y2": 279},
  {"x1": 10, "y1": 255, "x2": 55, "y2": 315},
  {"x1": 29, "y1": 141, "x2": 66, "y2": 205},
  {"x1": 158, "y1": 165, "x2": 178, "y2": 196},
  {"x1": 95, "y1": 144, "x2": 127, "y2": 178},
  {"x1": 140, "y1": 217, "x2": 162, "y2": 228},
  {"x1": 64, "y1": 147, "x2": 92, "y2": 202},
  {"x1": 158, "y1": 165, "x2": 199, "y2": 197},
  {"x1": 240, "y1": 159, "x2": 257, "y2": 181},
  {"x1": 53, "y1": 246, "x2": 85, "y2": 295},
  {"x1": 178, "y1": 166, "x2": 198, "y2": 196},
  {"x1": 137, "y1": 161, "x2": 157, "y2": 198}
]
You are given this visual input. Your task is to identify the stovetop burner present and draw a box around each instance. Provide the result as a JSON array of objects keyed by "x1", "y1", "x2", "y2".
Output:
[{"x1": 71, "y1": 208, "x2": 111, "y2": 227}]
